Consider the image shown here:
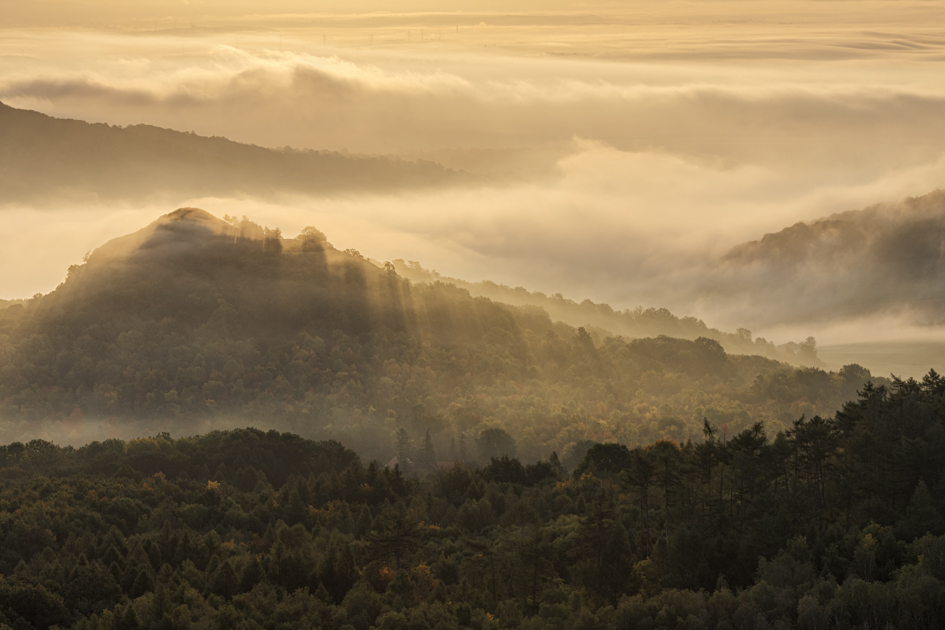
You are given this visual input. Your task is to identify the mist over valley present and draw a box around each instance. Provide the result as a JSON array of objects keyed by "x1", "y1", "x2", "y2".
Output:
[
  {"x1": 5, "y1": 100, "x2": 945, "y2": 379},
  {"x1": 0, "y1": 207, "x2": 849, "y2": 453},
  {"x1": 4, "y1": 3, "x2": 945, "y2": 628}
]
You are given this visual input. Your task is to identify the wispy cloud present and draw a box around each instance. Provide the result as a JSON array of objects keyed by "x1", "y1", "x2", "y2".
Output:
[{"x1": 4, "y1": 19, "x2": 945, "y2": 351}]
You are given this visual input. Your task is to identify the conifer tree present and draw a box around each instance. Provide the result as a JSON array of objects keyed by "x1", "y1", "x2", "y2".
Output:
[
  {"x1": 367, "y1": 505, "x2": 421, "y2": 572},
  {"x1": 418, "y1": 430, "x2": 436, "y2": 469}
]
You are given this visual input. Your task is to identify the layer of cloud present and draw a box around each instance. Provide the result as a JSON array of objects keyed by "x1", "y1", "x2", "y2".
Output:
[
  {"x1": 7, "y1": 139, "x2": 945, "y2": 341},
  {"x1": 6, "y1": 32, "x2": 945, "y2": 174},
  {"x1": 5, "y1": 18, "x2": 945, "y2": 369},
  {"x1": 8, "y1": 1, "x2": 945, "y2": 67}
]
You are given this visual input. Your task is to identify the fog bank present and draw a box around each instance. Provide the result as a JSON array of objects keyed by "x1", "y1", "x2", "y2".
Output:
[{"x1": 5, "y1": 3, "x2": 945, "y2": 373}]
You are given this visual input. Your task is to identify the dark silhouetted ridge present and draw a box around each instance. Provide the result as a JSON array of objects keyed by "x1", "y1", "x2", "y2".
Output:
[{"x1": 0, "y1": 101, "x2": 468, "y2": 204}]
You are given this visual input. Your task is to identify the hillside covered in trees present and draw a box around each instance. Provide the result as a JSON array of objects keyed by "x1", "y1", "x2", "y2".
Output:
[
  {"x1": 389, "y1": 260, "x2": 818, "y2": 367},
  {"x1": 2, "y1": 372, "x2": 945, "y2": 629},
  {"x1": 0, "y1": 102, "x2": 466, "y2": 205},
  {"x1": 0, "y1": 209, "x2": 882, "y2": 464},
  {"x1": 708, "y1": 189, "x2": 945, "y2": 327}
]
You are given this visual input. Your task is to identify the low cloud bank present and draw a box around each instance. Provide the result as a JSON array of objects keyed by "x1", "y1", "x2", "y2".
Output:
[
  {"x1": 5, "y1": 32, "x2": 945, "y2": 177},
  {"x1": 4, "y1": 24, "x2": 945, "y2": 363},
  {"x1": 6, "y1": 144, "x2": 945, "y2": 346}
]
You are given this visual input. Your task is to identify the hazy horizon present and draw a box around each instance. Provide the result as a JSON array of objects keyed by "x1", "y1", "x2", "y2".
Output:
[
  {"x1": 4, "y1": 7, "x2": 945, "y2": 625},
  {"x1": 4, "y1": 1, "x2": 945, "y2": 371}
]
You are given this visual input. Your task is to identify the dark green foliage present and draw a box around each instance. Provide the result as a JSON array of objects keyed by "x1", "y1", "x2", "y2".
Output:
[
  {"x1": 1, "y1": 211, "x2": 942, "y2": 628},
  {"x1": 0, "y1": 377, "x2": 942, "y2": 628},
  {"x1": 481, "y1": 456, "x2": 527, "y2": 485},
  {"x1": 318, "y1": 533, "x2": 359, "y2": 604},
  {"x1": 480, "y1": 456, "x2": 557, "y2": 486},
  {"x1": 476, "y1": 428, "x2": 517, "y2": 461},
  {"x1": 573, "y1": 442, "x2": 632, "y2": 477},
  {"x1": 0, "y1": 581, "x2": 71, "y2": 629},
  {"x1": 367, "y1": 505, "x2": 422, "y2": 572},
  {"x1": 898, "y1": 480, "x2": 945, "y2": 541}
]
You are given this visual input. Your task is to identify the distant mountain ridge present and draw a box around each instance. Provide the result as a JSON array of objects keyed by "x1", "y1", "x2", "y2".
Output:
[{"x1": 0, "y1": 101, "x2": 467, "y2": 204}]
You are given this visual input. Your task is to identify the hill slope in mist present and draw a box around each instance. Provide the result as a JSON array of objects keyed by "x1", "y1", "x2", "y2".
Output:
[
  {"x1": 707, "y1": 189, "x2": 945, "y2": 326},
  {"x1": 390, "y1": 260, "x2": 818, "y2": 367},
  {"x1": 0, "y1": 102, "x2": 466, "y2": 204},
  {"x1": 0, "y1": 209, "x2": 885, "y2": 461}
]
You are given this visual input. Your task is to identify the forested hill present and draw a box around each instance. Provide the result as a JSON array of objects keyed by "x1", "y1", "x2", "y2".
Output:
[
  {"x1": 0, "y1": 101, "x2": 466, "y2": 204},
  {"x1": 390, "y1": 260, "x2": 819, "y2": 367},
  {"x1": 0, "y1": 209, "x2": 886, "y2": 462},
  {"x1": 3, "y1": 374, "x2": 945, "y2": 629},
  {"x1": 706, "y1": 188, "x2": 945, "y2": 326}
]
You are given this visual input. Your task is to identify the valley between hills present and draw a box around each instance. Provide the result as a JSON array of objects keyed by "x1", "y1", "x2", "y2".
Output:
[
  {"x1": 1, "y1": 206, "x2": 944, "y2": 629},
  {"x1": 1, "y1": 207, "x2": 867, "y2": 460},
  {"x1": 4, "y1": 24, "x2": 945, "y2": 623}
]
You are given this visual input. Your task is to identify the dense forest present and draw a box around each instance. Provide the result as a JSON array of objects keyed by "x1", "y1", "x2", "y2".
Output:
[
  {"x1": 0, "y1": 209, "x2": 881, "y2": 463},
  {"x1": 389, "y1": 261, "x2": 818, "y2": 366},
  {"x1": 0, "y1": 102, "x2": 465, "y2": 205},
  {"x1": 1, "y1": 371, "x2": 945, "y2": 629}
]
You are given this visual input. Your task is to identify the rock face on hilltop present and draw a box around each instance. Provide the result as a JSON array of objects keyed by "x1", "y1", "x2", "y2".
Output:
[{"x1": 0, "y1": 101, "x2": 466, "y2": 204}]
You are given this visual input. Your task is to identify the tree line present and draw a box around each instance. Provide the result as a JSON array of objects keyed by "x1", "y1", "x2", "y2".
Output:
[{"x1": 1, "y1": 372, "x2": 945, "y2": 629}]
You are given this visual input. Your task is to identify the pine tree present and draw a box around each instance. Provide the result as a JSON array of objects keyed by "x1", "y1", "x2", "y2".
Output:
[
  {"x1": 367, "y1": 505, "x2": 421, "y2": 572},
  {"x1": 394, "y1": 428, "x2": 413, "y2": 463},
  {"x1": 898, "y1": 480, "x2": 945, "y2": 541},
  {"x1": 601, "y1": 521, "x2": 635, "y2": 606},
  {"x1": 318, "y1": 534, "x2": 359, "y2": 603},
  {"x1": 120, "y1": 603, "x2": 141, "y2": 629},
  {"x1": 356, "y1": 505, "x2": 373, "y2": 538},
  {"x1": 207, "y1": 559, "x2": 239, "y2": 598},
  {"x1": 418, "y1": 430, "x2": 436, "y2": 469},
  {"x1": 239, "y1": 556, "x2": 264, "y2": 593},
  {"x1": 129, "y1": 568, "x2": 154, "y2": 599}
]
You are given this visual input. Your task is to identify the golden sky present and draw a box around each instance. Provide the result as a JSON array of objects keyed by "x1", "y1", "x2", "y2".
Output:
[{"x1": 4, "y1": 1, "x2": 945, "y2": 348}]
